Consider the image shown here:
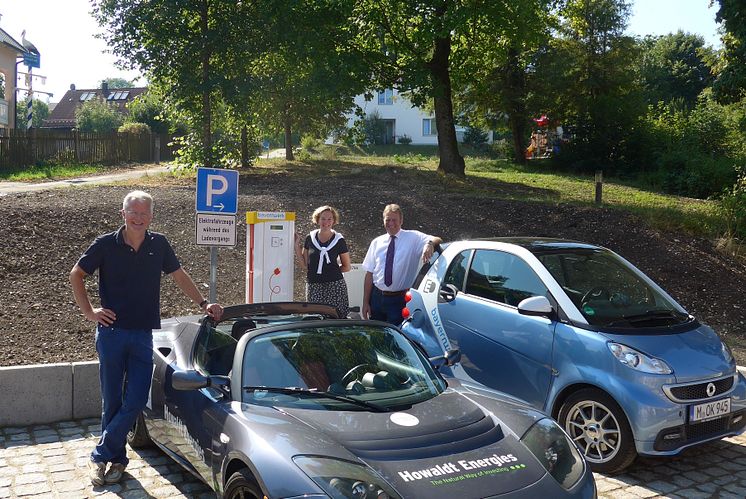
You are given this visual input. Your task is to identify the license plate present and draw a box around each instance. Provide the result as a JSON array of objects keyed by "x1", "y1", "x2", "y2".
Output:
[{"x1": 689, "y1": 398, "x2": 731, "y2": 422}]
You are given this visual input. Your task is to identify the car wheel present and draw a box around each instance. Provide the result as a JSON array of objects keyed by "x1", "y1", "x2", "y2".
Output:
[
  {"x1": 558, "y1": 388, "x2": 637, "y2": 474},
  {"x1": 126, "y1": 412, "x2": 153, "y2": 448},
  {"x1": 224, "y1": 468, "x2": 262, "y2": 499}
]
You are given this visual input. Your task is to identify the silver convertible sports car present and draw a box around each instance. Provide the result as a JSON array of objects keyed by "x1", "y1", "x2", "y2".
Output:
[{"x1": 128, "y1": 302, "x2": 596, "y2": 499}]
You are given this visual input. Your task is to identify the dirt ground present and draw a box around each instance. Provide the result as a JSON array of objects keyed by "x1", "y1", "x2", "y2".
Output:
[{"x1": 1, "y1": 164, "x2": 745, "y2": 367}]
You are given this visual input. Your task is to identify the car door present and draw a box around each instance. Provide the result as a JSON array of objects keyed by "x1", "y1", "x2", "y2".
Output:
[
  {"x1": 161, "y1": 324, "x2": 236, "y2": 485},
  {"x1": 162, "y1": 370, "x2": 221, "y2": 485},
  {"x1": 439, "y1": 249, "x2": 556, "y2": 409}
]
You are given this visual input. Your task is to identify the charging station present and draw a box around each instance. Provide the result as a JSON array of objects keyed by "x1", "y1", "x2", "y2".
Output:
[
  {"x1": 343, "y1": 263, "x2": 367, "y2": 316},
  {"x1": 246, "y1": 211, "x2": 295, "y2": 303}
]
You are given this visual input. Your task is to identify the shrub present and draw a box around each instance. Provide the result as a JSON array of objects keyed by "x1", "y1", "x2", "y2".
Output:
[
  {"x1": 463, "y1": 126, "x2": 488, "y2": 149},
  {"x1": 649, "y1": 150, "x2": 738, "y2": 199},
  {"x1": 490, "y1": 139, "x2": 514, "y2": 160},
  {"x1": 398, "y1": 134, "x2": 412, "y2": 145},
  {"x1": 362, "y1": 110, "x2": 387, "y2": 145},
  {"x1": 75, "y1": 98, "x2": 124, "y2": 132},
  {"x1": 300, "y1": 135, "x2": 322, "y2": 151},
  {"x1": 719, "y1": 167, "x2": 746, "y2": 241},
  {"x1": 296, "y1": 149, "x2": 312, "y2": 162},
  {"x1": 118, "y1": 122, "x2": 151, "y2": 135}
]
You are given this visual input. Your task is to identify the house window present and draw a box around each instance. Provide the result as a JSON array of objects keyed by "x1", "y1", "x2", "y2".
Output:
[
  {"x1": 79, "y1": 92, "x2": 95, "y2": 101},
  {"x1": 377, "y1": 89, "x2": 393, "y2": 105},
  {"x1": 106, "y1": 91, "x2": 130, "y2": 101},
  {"x1": 423, "y1": 118, "x2": 437, "y2": 136}
]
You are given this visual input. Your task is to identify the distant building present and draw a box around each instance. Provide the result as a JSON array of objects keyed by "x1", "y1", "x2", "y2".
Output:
[
  {"x1": 0, "y1": 26, "x2": 29, "y2": 130},
  {"x1": 343, "y1": 89, "x2": 492, "y2": 145},
  {"x1": 43, "y1": 82, "x2": 147, "y2": 130}
]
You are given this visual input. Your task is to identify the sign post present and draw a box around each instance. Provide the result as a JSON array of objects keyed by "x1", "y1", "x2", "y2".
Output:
[{"x1": 195, "y1": 167, "x2": 239, "y2": 302}]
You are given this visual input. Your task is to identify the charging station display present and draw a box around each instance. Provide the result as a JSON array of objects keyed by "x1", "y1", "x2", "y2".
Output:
[{"x1": 246, "y1": 211, "x2": 295, "y2": 303}]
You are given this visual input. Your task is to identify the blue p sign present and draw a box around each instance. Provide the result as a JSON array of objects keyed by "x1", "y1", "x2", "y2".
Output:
[{"x1": 196, "y1": 167, "x2": 239, "y2": 214}]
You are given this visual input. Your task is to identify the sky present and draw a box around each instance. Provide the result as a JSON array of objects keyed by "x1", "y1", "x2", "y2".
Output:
[{"x1": 0, "y1": 0, "x2": 724, "y2": 105}]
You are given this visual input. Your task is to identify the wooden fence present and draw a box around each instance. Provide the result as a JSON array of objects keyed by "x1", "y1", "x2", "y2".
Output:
[{"x1": 0, "y1": 129, "x2": 176, "y2": 169}]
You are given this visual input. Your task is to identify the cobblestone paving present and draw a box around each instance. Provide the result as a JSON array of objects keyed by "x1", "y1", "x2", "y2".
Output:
[{"x1": 2, "y1": 419, "x2": 746, "y2": 498}]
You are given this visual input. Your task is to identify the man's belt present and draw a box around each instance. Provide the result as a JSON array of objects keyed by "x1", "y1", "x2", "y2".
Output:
[{"x1": 378, "y1": 289, "x2": 407, "y2": 296}]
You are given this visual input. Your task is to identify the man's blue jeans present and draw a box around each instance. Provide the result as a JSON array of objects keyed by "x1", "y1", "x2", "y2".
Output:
[{"x1": 91, "y1": 326, "x2": 153, "y2": 466}]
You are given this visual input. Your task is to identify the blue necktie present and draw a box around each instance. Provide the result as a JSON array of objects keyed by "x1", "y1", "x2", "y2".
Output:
[{"x1": 384, "y1": 235, "x2": 396, "y2": 287}]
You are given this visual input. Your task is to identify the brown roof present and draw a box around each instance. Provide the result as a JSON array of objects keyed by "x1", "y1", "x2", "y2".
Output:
[{"x1": 42, "y1": 87, "x2": 148, "y2": 129}]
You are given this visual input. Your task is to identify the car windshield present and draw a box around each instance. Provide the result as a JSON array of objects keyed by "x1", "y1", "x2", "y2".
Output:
[
  {"x1": 241, "y1": 324, "x2": 446, "y2": 411},
  {"x1": 536, "y1": 249, "x2": 690, "y2": 329}
]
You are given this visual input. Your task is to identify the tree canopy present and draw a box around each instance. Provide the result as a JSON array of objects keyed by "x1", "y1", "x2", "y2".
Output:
[
  {"x1": 713, "y1": 0, "x2": 746, "y2": 102},
  {"x1": 16, "y1": 98, "x2": 49, "y2": 129},
  {"x1": 76, "y1": 98, "x2": 123, "y2": 132},
  {"x1": 637, "y1": 31, "x2": 714, "y2": 108}
]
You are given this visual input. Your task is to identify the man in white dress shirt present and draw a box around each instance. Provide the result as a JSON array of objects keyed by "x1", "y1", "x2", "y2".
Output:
[{"x1": 362, "y1": 204, "x2": 441, "y2": 324}]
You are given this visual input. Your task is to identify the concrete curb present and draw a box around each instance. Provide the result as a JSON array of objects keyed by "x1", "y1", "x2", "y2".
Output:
[
  {"x1": 0, "y1": 361, "x2": 101, "y2": 426},
  {"x1": 1, "y1": 362, "x2": 745, "y2": 427}
]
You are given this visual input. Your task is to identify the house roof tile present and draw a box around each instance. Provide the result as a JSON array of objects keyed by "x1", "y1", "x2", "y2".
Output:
[{"x1": 42, "y1": 87, "x2": 147, "y2": 129}]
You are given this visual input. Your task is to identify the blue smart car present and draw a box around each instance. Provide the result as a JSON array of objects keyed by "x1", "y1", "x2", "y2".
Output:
[{"x1": 401, "y1": 238, "x2": 746, "y2": 473}]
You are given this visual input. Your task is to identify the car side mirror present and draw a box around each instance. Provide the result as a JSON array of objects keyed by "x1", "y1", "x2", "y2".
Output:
[
  {"x1": 173, "y1": 370, "x2": 230, "y2": 391},
  {"x1": 439, "y1": 283, "x2": 459, "y2": 303},
  {"x1": 517, "y1": 296, "x2": 554, "y2": 318},
  {"x1": 429, "y1": 349, "x2": 461, "y2": 369}
]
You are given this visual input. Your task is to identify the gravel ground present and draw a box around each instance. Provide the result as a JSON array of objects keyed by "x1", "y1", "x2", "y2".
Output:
[{"x1": 1, "y1": 163, "x2": 745, "y2": 366}]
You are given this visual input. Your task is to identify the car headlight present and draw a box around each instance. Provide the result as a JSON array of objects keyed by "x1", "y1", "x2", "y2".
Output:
[
  {"x1": 294, "y1": 456, "x2": 401, "y2": 499},
  {"x1": 608, "y1": 342, "x2": 672, "y2": 374},
  {"x1": 521, "y1": 418, "x2": 585, "y2": 490}
]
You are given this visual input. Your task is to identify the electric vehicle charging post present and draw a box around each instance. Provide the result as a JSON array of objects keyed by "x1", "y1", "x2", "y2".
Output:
[
  {"x1": 195, "y1": 167, "x2": 239, "y2": 302},
  {"x1": 245, "y1": 211, "x2": 295, "y2": 303}
]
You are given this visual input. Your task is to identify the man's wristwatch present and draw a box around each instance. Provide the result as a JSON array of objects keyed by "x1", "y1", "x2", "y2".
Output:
[{"x1": 199, "y1": 299, "x2": 208, "y2": 309}]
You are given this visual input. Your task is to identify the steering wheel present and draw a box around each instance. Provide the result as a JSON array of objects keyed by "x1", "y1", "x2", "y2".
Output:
[
  {"x1": 341, "y1": 363, "x2": 377, "y2": 385},
  {"x1": 581, "y1": 286, "x2": 610, "y2": 306}
]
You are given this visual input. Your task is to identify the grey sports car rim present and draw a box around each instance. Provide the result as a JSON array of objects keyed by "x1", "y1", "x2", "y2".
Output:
[
  {"x1": 564, "y1": 399, "x2": 621, "y2": 464},
  {"x1": 228, "y1": 485, "x2": 258, "y2": 499}
]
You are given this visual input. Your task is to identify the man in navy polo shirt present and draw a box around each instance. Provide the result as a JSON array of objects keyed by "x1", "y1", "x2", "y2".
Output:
[{"x1": 70, "y1": 190, "x2": 224, "y2": 486}]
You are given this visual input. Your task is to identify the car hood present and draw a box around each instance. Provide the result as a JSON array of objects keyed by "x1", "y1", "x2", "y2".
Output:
[
  {"x1": 603, "y1": 324, "x2": 733, "y2": 382},
  {"x1": 279, "y1": 390, "x2": 547, "y2": 498}
]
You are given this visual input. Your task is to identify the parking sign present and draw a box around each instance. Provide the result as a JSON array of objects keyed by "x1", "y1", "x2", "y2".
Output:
[{"x1": 196, "y1": 167, "x2": 239, "y2": 214}]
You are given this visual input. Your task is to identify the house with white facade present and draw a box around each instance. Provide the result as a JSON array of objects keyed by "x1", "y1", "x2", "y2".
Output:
[
  {"x1": 0, "y1": 26, "x2": 28, "y2": 130},
  {"x1": 346, "y1": 88, "x2": 492, "y2": 145}
]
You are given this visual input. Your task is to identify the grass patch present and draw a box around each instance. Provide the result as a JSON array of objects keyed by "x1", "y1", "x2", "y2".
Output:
[
  {"x1": 255, "y1": 152, "x2": 725, "y2": 240},
  {"x1": 0, "y1": 163, "x2": 111, "y2": 182},
  {"x1": 464, "y1": 158, "x2": 723, "y2": 237}
]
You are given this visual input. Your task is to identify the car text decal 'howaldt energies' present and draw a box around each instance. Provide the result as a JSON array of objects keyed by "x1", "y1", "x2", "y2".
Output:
[{"x1": 398, "y1": 453, "x2": 525, "y2": 484}]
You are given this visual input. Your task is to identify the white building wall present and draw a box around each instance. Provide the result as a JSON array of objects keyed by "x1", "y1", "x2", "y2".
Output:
[
  {"x1": 343, "y1": 89, "x2": 491, "y2": 146},
  {"x1": 349, "y1": 90, "x2": 439, "y2": 145},
  {"x1": 0, "y1": 47, "x2": 18, "y2": 128}
]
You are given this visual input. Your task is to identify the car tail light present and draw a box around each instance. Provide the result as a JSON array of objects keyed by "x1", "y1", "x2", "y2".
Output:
[
  {"x1": 404, "y1": 291, "x2": 412, "y2": 302},
  {"x1": 401, "y1": 307, "x2": 410, "y2": 319}
]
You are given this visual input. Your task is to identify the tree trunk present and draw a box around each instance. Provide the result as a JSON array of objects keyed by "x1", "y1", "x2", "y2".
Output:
[
  {"x1": 504, "y1": 48, "x2": 527, "y2": 165},
  {"x1": 200, "y1": 0, "x2": 212, "y2": 167},
  {"x1": 510, "y1": 114, "x2": 526, "y2": 165},
  {"x1": 429, "y1": 35, "x2": 465, "y2": 177},
  {"x1": 284, "y1": 103, "x2": 294, "y2": 161},
  {"x1": 240, "y1": 125, "x2": 249, "y2": 168}
]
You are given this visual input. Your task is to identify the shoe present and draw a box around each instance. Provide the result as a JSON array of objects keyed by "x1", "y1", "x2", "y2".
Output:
[
  {"x1": 88, "y1": 460, "x2": 106, "y2": 486},
  {"x1": 104, "y1": 463, "x2": 126, "y2": 484}
]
